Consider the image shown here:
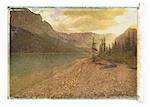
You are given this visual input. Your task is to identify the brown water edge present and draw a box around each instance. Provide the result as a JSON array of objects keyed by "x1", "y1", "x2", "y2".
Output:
[{"x1": 10, "y1": 57, "x2": 137, "y2": 99}]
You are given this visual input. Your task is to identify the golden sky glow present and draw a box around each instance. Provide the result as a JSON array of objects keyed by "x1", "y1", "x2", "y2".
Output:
[{"x1": 29, "y1": 8, "x2": 137, "y2": 36}]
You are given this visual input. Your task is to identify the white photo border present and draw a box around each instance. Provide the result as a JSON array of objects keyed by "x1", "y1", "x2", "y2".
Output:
[{"x1": 0, "y1": 0, "x2": 149, "y2": 107}]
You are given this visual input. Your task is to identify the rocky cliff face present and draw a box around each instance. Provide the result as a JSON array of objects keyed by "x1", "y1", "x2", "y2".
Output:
[
  {"x1": 10, "y1": 8, "x2": 79, "y2": 53},
  {"x1": 10, "y1": 8, "x2": 56, "y2": 38},
  {"x1": 115, "y1": 28, "x2": 137, "y2": 45}
]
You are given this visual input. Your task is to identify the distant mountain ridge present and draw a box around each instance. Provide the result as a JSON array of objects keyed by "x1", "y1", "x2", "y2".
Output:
[{"x1": 56, "y1": 31, "x2": 116, "y2": 50}]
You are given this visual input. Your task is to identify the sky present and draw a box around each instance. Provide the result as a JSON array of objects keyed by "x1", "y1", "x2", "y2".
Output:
[{"x1": 29, "y1": 8, "x2": 137, "y2": 36}]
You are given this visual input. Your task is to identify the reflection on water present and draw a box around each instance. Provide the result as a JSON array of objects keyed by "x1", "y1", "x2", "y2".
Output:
[{"x1": 10, "y1": 53, "x2": 86, "y2": 97}]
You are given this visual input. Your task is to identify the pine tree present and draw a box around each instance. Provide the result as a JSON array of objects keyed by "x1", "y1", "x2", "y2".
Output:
[
  {"x1": 104, "y1": 37, "x2": 106, "y2": 53},
  {"x1": 127, "y1": 31, "x2": 131, "y2": 50},
  {"x1": 108, "y1": 44, "x2": 111, "y2": 55},
  {"x1": 99, "y1": 39, "x2": 103, "y2": 54}
]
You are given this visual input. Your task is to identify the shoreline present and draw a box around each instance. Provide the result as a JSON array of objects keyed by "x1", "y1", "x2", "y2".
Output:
[
  {"x1": 10, "y1": 56, "x2": 85, "y2": 97},
  {"x1": 10, "y1": 57, "x2": 137, "y2": 98}
]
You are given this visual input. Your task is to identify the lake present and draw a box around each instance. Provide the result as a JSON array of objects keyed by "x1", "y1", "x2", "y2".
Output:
[{"x1": 10, "y1": 53, "x2": 87, "y2": 97}]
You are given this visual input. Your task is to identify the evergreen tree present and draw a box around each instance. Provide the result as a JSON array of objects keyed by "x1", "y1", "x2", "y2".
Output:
[
  {"x1": 108, "y1": 44, "x2": 111, "y2": 55},
  {"x1": 104, "y1": 37, "x2": 106, "y2": 53}
]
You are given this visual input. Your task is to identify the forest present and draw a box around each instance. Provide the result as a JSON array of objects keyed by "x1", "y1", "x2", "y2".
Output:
[{"x1": 97, "y1": 30, "x2": 137, "y2": 69}]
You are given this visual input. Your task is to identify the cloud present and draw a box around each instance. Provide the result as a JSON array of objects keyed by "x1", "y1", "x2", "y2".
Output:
[
  {"x1": 52, "y1": 8, "x2": 126, "y2": 32},
  {"x1": 63, "y1": 8, "x2": 126, "y2": 19},
  {"x1": 29, "y1": 8, "x2": 137, "y2": 35}
]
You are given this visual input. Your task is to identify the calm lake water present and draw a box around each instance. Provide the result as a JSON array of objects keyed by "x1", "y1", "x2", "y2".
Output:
[{"x1": 10, "y1": 53, "x2": 87, "y2": 97}]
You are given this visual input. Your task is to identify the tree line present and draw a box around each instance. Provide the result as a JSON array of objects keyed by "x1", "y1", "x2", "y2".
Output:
[{"x1": 98, "y1": 32, "x2": 137, "y2": 57}]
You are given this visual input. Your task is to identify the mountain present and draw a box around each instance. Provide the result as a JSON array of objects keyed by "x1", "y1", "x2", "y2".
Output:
[
  {"x1": 11, "y1": 26, "x2": 79, "y2": 52},
  {"x1": 115, "y1": 28, "x2": 137, "y2": 45},
  {"x1": 56, "y1": 32, "x2": 116, "y2": 50},
  {"x1": 11, "y1": 8, "x2": 56, "y2": 38},
  {"x1": 10, "y1": 8, "x2": 116, "y2": 53},
  {"x1": 10, "y1": 8, "x2": 80, "y2": 53}
]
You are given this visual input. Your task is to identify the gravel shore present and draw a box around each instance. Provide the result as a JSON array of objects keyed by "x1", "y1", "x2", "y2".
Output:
[{"x1": 12, "y1": 58, "x2": 137, "y2": 99}]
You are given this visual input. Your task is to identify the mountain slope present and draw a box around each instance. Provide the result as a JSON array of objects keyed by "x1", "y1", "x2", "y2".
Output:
[
  {"x1": 11, "y1": 26, "x2": 79, "y2": 52},
  {"x1": 115, "y1": 28, "x2": 137, "y2": 45},
  {"x1": 56, "y1": 32, "x2": 116, "y2": 50},
  {"x1": 10, "y1": 8, "x2": 80, "y2": 53},
  {"x1": 10, "y1": 8, "x2": 56, "y2": 37}
]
